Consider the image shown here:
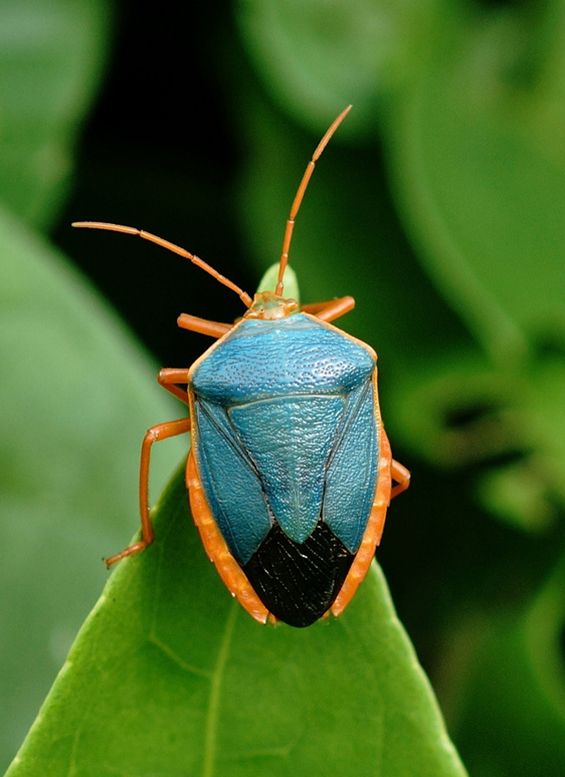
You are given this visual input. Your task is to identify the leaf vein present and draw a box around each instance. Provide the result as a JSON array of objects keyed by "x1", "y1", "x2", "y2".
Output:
[
  {"x1": 148, "y1": 634, "x2": 213, "y2": 679},
  {"x1": 202, "y1": 601, "x2": 238, "y2": 777}
]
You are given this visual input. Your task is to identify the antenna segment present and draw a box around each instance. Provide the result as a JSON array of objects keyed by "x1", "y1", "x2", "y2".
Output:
[
  {"x1": 71, "y1": 221, "x2": 253, "y2": 308},
  {"x1": 275, "y1": 104, "x2": 352, "y2": 297}
]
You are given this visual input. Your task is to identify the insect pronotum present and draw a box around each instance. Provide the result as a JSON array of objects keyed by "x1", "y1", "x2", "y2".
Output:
[{"x1": 73, "y1": 105, "x2": 410, "y2": 627}]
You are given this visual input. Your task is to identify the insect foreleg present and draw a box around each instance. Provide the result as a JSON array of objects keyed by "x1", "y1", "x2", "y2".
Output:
[{"x1": 301, "y1": 296, "x2": 355, "y2": 323}]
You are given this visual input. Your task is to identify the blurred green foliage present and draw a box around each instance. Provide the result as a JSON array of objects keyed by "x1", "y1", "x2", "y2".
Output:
[
  {"x1": 0, "y1": 0, "x2": 110, "y2": 228},
  {"x1": 2, "y1": 1, "x2": 565, "y2": 775}
]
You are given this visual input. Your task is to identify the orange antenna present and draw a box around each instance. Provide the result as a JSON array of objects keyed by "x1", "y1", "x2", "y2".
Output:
[
  {"x1": 72, "y1": 221, "x2": 253, "y2": 308},
  {"x1": 275, "y1": 104, "x2": 352, "y2": 297}
]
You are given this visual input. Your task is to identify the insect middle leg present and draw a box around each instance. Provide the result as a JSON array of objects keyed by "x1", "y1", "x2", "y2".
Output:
[
  {"x1": 105, "y1": 417, "x2": 191, "y2": 567},
  {"x1": 177, "y1": 313, "x2": 232, "y2": 339}
]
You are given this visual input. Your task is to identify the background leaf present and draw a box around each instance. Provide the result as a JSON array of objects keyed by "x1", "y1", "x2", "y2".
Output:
[
  {"x1": 0, "y1": 3, "x2": 122, "y2": 767},
  {"x1": 447, "y1": 558, "x2": 565, "y2": 777},
  {"x1": 236, "y1": 0, "x2": 447, "y2": 135},
  {"x1": 0, "y1": 0, "x2": 111, "y2": 229},
  {"x1": 387, "y1": 7, "x2": 565, "y2": 362}
]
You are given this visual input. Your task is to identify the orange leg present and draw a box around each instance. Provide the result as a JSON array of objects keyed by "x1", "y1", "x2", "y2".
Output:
[
  {"x1": 177, "y1": 313, "x2": 232, "y2": 339},
  {"x1": 105, "y1": 417, "x2": 191, "y2": 567},
  {"x1": 391, "y1": 459, "x2": 411, "y2": 499},
  {"x1": 158, "y1": 368, "x2": 190, "y2": 403},
  {"x1": 302, "y1": 296, "x2": 355, "y2": 323}
]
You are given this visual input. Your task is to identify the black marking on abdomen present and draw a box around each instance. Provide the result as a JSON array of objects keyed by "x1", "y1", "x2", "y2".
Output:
[{"x1": 242, "y1": 521, "x2": 354, "y2": 628}]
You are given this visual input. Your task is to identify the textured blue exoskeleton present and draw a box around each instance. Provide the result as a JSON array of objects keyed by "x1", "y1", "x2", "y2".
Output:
[{"x1": 189, "y1": 312, "x2": 379, "y2": 626}]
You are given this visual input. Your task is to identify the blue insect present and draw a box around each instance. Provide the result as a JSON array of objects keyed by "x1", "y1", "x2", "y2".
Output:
[{"x1": 73, "y1": 106, "x2": 410, "y2": 627}]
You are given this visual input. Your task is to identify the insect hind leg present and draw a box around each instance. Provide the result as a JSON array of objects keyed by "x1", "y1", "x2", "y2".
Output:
[
  {"x1": 390, "y1": 459, "x2": 410, "y2": 499},
  {"x1": 105, "y1": 417, "x2": 191, "y2": 567}
]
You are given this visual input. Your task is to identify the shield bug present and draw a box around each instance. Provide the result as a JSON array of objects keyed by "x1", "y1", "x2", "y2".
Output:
[{"x1": 73, "y1": 105, "x2": 410, "y2": 627}]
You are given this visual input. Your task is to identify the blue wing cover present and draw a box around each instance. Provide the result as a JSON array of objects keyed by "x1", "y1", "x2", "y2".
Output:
[{"x1": 191, "y1": 314, "x2": 378, "y2": 565}]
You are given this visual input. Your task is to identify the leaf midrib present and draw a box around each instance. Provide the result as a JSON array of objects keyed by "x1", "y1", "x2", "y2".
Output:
[{"x1": 202, "y1": 601, "x2": 238, "y2": 777}]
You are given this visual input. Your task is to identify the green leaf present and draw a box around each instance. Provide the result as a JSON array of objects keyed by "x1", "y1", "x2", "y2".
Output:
[
  {"x1": 7, "y1": 467, "x2": 467, "y2": 777},
  {"x1": 474, "y1": 356, "x2": 565, "y2": 527},
  {"x1": 380, "y1": 4, "x2": 565, "y2": 531},
  {"x1": 0, "y1": 206, "x2": 184, "y2": 770},
  {"x1": 0, "y1": 0, "x2": 111, "y2": 228},
  {"x1": 387, "y1": 7, "x2": 565, "y2": 363},
  {"x1": 390, "y1": 352, "x2": 512, "y2": 468},
  {"x1": 391, "y1": 350, "x2": 565, "y2": 529},
  {"x1": 449, "y1": 558, "x2": 565, "y2": 777},
  {"x1": 236, "y1": 0, "x2": 447, "y2": 136}
]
